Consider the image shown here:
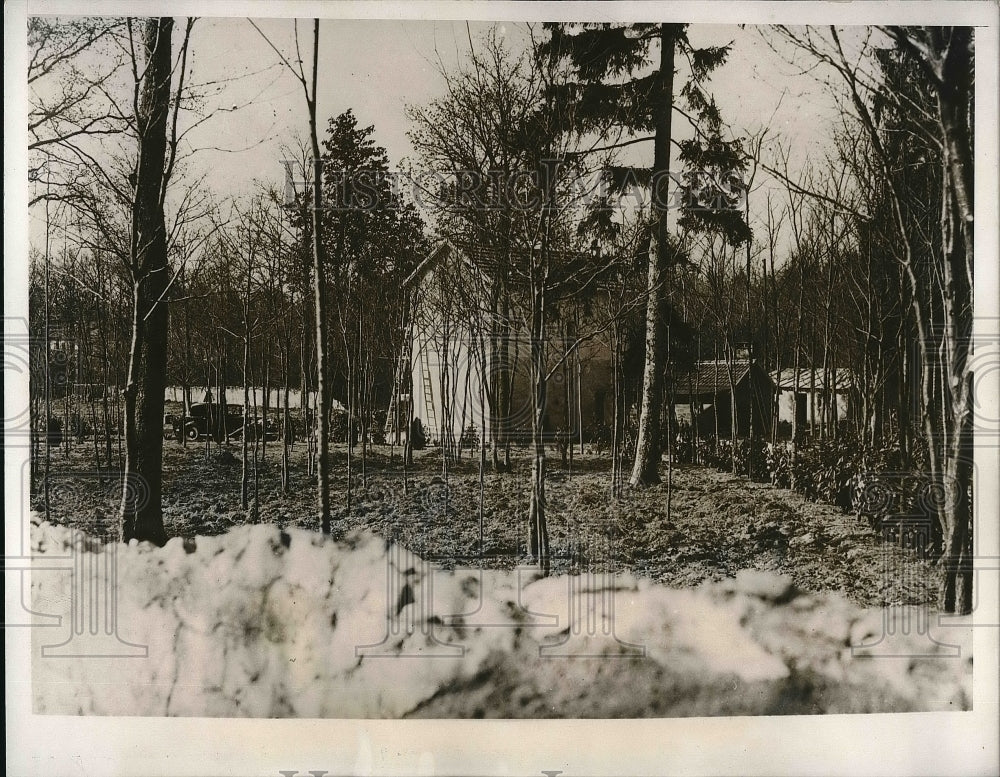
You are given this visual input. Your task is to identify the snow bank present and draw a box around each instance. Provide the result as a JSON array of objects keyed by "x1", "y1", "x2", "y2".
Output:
[{"x1": 29, "y1": 518, "x2": 971, "y2": 717}]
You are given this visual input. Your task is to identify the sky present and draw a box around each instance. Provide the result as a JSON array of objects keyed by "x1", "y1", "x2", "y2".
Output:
[
  {"x1": 173, "y1": 19, "x2": 837, "y2": 203},
  {"x1": 178, "y1": 18, "x2": 500, "y2": 194},
  {"x1": 24, "y1": 15, "x2": 846, "y2": 257},
  {"x1": 17, "y1": 7, "x2": 996, "y2": 264}
]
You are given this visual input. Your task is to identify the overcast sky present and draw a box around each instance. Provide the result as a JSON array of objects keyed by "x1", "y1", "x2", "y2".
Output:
[
  {"x1": 24, "y1": 16, "x2": 846, "y2": 258},
  {"x1": 180, "y1": 18, "x2": 498, "y2": 194},
  {"x1": 18, "y1": 8, "x2": 994, "y2": 262},
  {"x1": 175, "y1": 19, "x2": 835, "y2": 200}
]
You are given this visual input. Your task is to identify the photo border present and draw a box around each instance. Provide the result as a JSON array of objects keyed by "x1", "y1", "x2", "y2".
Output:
[{"x1": 6, "y1": 1, "x2": 998, "y2": 775}]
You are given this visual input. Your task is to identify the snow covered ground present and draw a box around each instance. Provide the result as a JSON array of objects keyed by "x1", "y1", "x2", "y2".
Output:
[{"x1": 30, "y1": 516, "x2": 971, "y2": 717}]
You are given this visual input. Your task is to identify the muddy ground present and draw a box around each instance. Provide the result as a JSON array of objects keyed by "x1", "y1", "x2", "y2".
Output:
[{"x1": 30, "y1": 437, "x2": 937, "y2": 609}]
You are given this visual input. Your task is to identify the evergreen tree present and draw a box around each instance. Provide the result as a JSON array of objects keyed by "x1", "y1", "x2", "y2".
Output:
[
  {"x1": 541, "y1": 23, "x2": 750, "y2": 486},
  {"x1": 318, "y1": 110, "x2": 427, "y2": 413}
]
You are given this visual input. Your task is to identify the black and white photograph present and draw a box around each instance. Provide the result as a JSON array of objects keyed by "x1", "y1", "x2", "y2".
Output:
[{"x1": 5, "y1": 1, "x2": 999, "y2": 775}]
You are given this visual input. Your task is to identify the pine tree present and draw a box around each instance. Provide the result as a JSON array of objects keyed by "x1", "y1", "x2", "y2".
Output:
[{"x1": 541, "y1": 23, "x2": 750, "y2": 486}]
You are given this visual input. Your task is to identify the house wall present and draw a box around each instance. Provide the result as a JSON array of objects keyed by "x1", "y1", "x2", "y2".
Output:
[
  {"x1": 551, "y1": 333, "x2": 614, "y2": 439},
  {"x1": 405, "y1": 321, "x2": 616, "y2": 446},
  {"x1": 399, "y1": 250, "x2": 619, "y2": 447},
  {"x1": 671, "y1": 367, "x2": 772, "y2": 439},
  {"x1": 164, "y1": 386, "x2": 333, "y2": 411},
  {"x1": 775, "y1": 389, "x2": 850, "y2": 426},
  {"x1": 409, "y1": 320, "x2": 495, "y2": 445},
  {"x1": 674, "y1": 394, "x2": 733, "y2": 438},
  {"x1": 672, "y1": 391, "x2": 751, "y2": 438}
]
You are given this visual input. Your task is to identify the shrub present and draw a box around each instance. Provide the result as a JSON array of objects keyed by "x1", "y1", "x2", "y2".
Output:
[
  {"x1": 410, "y1": 418, "x2": 426, "y2": 450},
  {"x1": 329, "y1": 409, "x2": 359, "y2": 446},
  {"x1": 584, "y1": 424, "x2": 613, "y2": 453},
  {"x1": 459, "y1": 423, "x2": 480, "y2": 451},
  {"x1": 45, "y1": 415, "x2": 63, "y2": 446},
  {"x1": 69, "y1": 412, "x2": 91, "y2": 440},
  {"x1": 672, "y1": 422, "x2": 695, "y2": 464},
  {"x1": 743, "y1": 437, "x2": 769, "y2": 482},
  {"x1": 696, "y1": 438, "x2": 730, "y2": 470},
  {"x1": 370, "y1": 410, "x2": 387, "y2": 446},
  {"x1": 766, "y1": 442, "x2": 792, "y2": 488},
  {"x1": 702, "y1": 433, "x2": 937, "y2": 541}
]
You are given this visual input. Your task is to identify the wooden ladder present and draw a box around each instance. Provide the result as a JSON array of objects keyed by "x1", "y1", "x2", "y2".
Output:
[
  {"x1": 419, "y1": 347, "x2": 437, "y2": 434},
  {"x1": 385, "y1": 350, "x2": 408, "y2": 440}
]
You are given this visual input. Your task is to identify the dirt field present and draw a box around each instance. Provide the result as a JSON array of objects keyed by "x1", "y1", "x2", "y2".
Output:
[{"x1": 30, "y1": 438, "x2": 938, "y2": 609}]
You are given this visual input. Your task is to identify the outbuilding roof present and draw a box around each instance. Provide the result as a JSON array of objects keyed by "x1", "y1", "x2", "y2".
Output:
[
  {"x1": 672, "y1": 360, "x2": 754, "y2": 395},
  {"x1": 770, "y1": 368, "x2": 855, "y2": 391}
]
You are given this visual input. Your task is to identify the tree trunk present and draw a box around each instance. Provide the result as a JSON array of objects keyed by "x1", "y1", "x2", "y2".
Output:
[
  {"x1": 307, "y1": 19, "x2": 332, "y2": 534},
  {"x1": 180, "y1": 265, "x2": 191, "y2": 448},
  {"x1": 261, "y1": 351, "x2": 269, "y2": 463},
  {"x1": 219, "y1": 349, "x2": 229, "y2": 444},
  {"x1": 630, "y1": 25, "x2": 677, "y2": 487},
  {"x1": 726, "y1": 343, "x2": 737, "y2": 475},
  {"x1": 119, "y1": 17, "x2": 173, "y2": 546},
  {"x1": 745, "y1": 206, "x2": 755, "y2": 474},
  {"x1": 346, "y1": 320, "x2": 354, "y2": 514},
  {"x1": 241, "y1": 239, "x2": 253, "y2": 512},
  {"x1": 489, "y1": 284, "x2": 502, "y2": 470},
  {"x1": 821, "y1": 267, "x2": 833, "y2": 441},
  {"x1": 251, "y1": 350, "x2": 261, "y2": 518},
  {"x1": 43, "y1": 184, "x2": 52, "y2": 523},
  {"x1": 611, "y1": 322, "x2": 621, "y2": 497},
  {"x1": 241, "y1": 333, "x2": 250, "y2": 512},
  {"x1": 527, "y1": 268, "x2": 550, "y2": 575},
  {"x1": 501, "y1": 294, "x2": 515, "y2": 471},
  {"x1": 96, "y1": 258, "x2": 114, "y2": 469},
  {"x1": 693, "y1": 335, "x2": 701, "y2": 463},
  {"x1": 935, "y1": 29, "x2": 975, "y2": 613},
  {"x1": 477, "y1": 323, "x2": 487, "y2": 552},
  {"x1": 939, "y1": 393, "x2": 973, "y2": 613},
  {"x1": 281, "y1": 345, "x2": 290, "y2": 494},
  {"x1": 665, "y1": 322, "x2": 672, "y2": 518}
]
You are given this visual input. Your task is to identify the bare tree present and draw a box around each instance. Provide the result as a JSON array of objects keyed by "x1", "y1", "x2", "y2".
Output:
[
  {"x1": 771, "y1": 25, "x2": 975, "y2": 612},
  {"x1": 409, "y1": 28, "x2": 612, "y2": 573},
  {"x1": 119, "y1": 18, "x2": 191, "y2": 543},
  {"x1": 251, "y1": 19, "x2": 333, "y2": 533},
  {"x1": 407, "y1": 29, "x2": 540, "y2": 472},
  {"x1": 28, "y1": 17, "x2": 127, "y2": 205}
]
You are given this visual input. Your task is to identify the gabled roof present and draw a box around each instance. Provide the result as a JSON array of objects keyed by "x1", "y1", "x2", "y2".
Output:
[
  {"x1": 402, "y1": 240, "x2": 464, "y2": 288},
  {"x1": 403, "y1": 238, "x2": 615, "y2": 294},
  {"x1": 672, "y1": 360, "x2": 754, "y2": 395},
  {"x1": 771, "y1": 368, "x2": 855, "y2": 391}
]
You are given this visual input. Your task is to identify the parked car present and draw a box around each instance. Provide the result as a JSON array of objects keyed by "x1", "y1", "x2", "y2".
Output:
[
  {"x1": 173, "y1": 403, "x2": 279, "y2": 443},
  {"x1": 245, "y1": 414, "x2": 280, "y2": 442}
]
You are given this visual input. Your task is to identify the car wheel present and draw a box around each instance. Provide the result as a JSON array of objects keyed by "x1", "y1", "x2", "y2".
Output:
[{"x1": 185, "y1": 426, "x2": 200, "y2": 442}]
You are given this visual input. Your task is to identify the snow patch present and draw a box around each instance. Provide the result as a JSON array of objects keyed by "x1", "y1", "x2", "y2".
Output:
[{"x1": 29, "y1": 520, "x2": 971, "y2": 717}]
